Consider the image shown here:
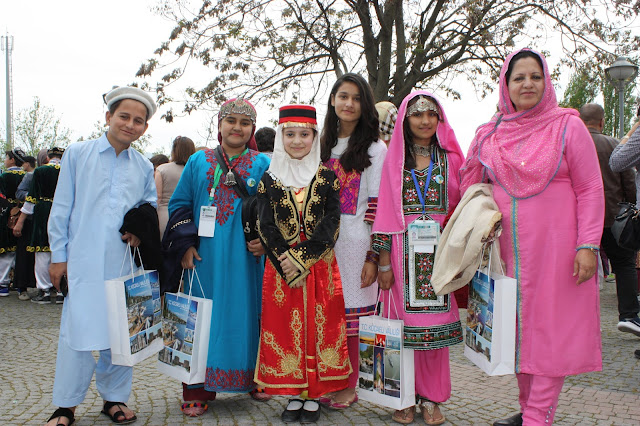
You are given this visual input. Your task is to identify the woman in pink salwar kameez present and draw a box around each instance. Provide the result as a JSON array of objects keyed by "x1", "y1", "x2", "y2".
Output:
[{"x1": 460, "y1": 49, "x2": 604, "y2": 426}]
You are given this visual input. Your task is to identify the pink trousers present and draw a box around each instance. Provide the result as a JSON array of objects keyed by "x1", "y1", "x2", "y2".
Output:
[
  {"x1": 347, "y1": 336, "x2": 451, "y2": 403},
  {"x1": 347, "y1": 336, "x2": 359, "y2": 388},
  {"x1": 415, "y1": 347, "x2": 451, "y2": 403},
  {"x1": 517, "y1": 373, "x2": 565, "y2": 425}
]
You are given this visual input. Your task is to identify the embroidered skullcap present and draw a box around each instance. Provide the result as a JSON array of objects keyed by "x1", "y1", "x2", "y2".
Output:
[
  {"x1": 278, "y1": 104, "x2": 317, "y2": 129},
  {"x1": 104, "y1": 86, "x2": 157, "y2": 119},
  {"x1": 218, "y1": 98, "x2": 257, "y2": 124},
  {"x1": 5, "y1": 148, "x2": 26, "y2": 163},
  {"x1": 406, "y1": 96, "x2": 440, "y2": 118},
  {"x1": 376, "y1": 101, "x2": 398, "y2": 141},
  {"x1": 47, "y1": 147, "x2": 65, "y2": 157}
]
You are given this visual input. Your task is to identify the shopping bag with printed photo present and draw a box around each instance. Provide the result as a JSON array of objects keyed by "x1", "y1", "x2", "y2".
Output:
[
  {"x1": 358, "y1": 292, "x2": 415, "y2": 410},
  {"x1": 157, "y1": 269, "x2": 212, "y2": 384},
  {"x1": 105, "y1": 246, "x2": 164, "y2": 366},
  {"x1": 464, "y1": 245, "x2": 516, "y2": 376}
]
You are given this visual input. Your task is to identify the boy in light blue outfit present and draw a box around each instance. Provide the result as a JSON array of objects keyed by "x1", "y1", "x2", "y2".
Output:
[{"x1": 45, "y1": 86, "x2": 158, "y2": 426}]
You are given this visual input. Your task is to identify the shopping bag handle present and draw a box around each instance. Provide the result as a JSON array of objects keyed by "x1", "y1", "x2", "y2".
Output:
[
  {"x1": 481, "y1": 241, "x2": 505, "y2": 278},
  {"x1": 376, "y1": 286, "x2": 400, "y2": 323},
  {"x1": 118, "y1": 243, "x2": 145, "y2": 280},
  {"x1": 179, "y1": 268, "x2": 205, "y2": 302}
]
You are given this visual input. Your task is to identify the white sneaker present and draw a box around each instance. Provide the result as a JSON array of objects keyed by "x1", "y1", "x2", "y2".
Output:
[{"x1": 617, "y1": 317, "x2": 640, "y2": 337}]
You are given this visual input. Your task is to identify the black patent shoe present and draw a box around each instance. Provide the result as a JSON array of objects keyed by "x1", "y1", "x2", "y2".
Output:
[
  {"x1": 300, "y1": 400, "x2": 321, "y2": 424},
  {"x1": 281, "y1": 399, "x2": 304, "y2": 423},
  {"x1": 493, "y1": 412, "x2": 523, "y2": 426}
]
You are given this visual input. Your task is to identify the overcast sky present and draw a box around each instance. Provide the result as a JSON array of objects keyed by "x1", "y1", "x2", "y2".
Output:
[{"x1": 1, "y1": 1, "x2": 638, "y2": 156}]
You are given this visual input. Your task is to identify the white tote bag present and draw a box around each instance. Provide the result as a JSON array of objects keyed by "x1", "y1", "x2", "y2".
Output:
[
  {"x1": 105, "y1": 246, "x2": 164, "y2": 366},
  {"x1": 358, "y1": 292, "x2": 415, "y2": 410},
  {"x1": 464, "y1": 245, "x2": 516, "y2": 376},
  {"x1": 157, "y1": 269, "x2": 212, "y2": 384}
]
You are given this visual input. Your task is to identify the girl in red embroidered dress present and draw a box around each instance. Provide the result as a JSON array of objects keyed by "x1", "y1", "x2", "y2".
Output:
[{"x1": 255, "y1": 105, "x2": 351, "y2": 423}]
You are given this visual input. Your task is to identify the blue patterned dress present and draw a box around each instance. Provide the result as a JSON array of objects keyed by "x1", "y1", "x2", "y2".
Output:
[{"x1": 169, "y1": 148, "x2": 270, "y2": 392}]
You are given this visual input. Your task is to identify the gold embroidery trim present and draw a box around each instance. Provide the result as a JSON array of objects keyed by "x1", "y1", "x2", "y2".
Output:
[
  {"x1": 273, "y1": 268, "x2": 285, "y2": 306},
  {"x1": 324, "y1": 251, "x2": 335, "y2": 297},
  {"x1": 315, "y1": 305, "x2": 350, "y2": 373},
  {"x1": 258, "y1": 309, "x2": 303, "y2": 379}
]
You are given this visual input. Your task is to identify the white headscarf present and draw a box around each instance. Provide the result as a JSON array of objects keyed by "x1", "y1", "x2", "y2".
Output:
[{"x1": 268, "y1": 123, "x2": 321, "y2": 188}]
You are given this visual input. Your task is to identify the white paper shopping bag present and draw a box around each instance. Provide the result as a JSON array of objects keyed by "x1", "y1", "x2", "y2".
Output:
[
  {"x1": 464, "y1": 246, "x2": 516, "y2": 376},
  {"x1": 105, "y1": 247, "x2": 164, "y2": 366},
  {"x1": 358, "y1": 292, "x2": 415, "y2": 410},
  {"x1": 157, "y1": 269, "x2": 212, "y2": 384}
]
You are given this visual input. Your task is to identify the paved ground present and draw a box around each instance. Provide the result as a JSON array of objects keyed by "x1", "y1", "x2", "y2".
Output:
[{"x1": 1, "y1": 282, "x2": 639, "y2": 425}]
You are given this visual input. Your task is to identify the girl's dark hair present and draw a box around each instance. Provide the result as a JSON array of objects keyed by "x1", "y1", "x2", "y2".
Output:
[
  {"x1": 24, "y1": 156, "x2": 36, "y2": 168},
  {"x1": 255, "y1": 127, "x2": 276, "y2": 153},
  {"x1": 171, "y1": 136, "x2": 196, "y2": 165},
  {"x1": 402, "y1": 95, "x2": 444, "y2": 170},
  {"x1": 150, "y1": 154, "x2": 169, "y2": 170},
  {"x1": 320, "y1": 73, "x2": 379, "y2": 172},
  {"x1": 505, "y1": 50, "x2": 544, "y2": 84}
]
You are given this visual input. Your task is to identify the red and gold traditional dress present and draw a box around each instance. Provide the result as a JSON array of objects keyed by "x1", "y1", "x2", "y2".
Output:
[{"x1": 255, "y1": 166, "x2": 352, "y2": 398}]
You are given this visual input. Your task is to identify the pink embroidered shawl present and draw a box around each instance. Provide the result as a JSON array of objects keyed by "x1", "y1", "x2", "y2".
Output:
[
  {"x1": 459, "y1": 48, "x2": 579, "y2": 199},
  {"x1": 372, "y1": 90, "x2": 465, "y2": 234}
]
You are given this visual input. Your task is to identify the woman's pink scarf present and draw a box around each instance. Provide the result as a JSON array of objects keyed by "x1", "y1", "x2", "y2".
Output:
[
  {"x1": 372, "y1": 90, "x2": 465, "y2": 234},
  {"x1": 459, "y1": 48, "x2": 578, "y2": 199}
]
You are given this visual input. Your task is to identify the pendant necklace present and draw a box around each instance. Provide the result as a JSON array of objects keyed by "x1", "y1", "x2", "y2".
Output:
[
  {"x1": 221, "y1": 150, "x2": 241, "y2": 186},
  {"x1": 224, "y1": 170, "x2": 237, "y2": 186}
]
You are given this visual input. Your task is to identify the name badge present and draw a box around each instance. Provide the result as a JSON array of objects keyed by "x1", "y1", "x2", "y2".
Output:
[
  {"x1": 198, "y1": 206, "x2": 217, "y2": 237},
  {"x1": 408, "y1": 219, "x2": 440, "y2": 253}
]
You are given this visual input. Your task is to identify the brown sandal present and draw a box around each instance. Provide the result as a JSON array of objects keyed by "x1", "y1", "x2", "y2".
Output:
[
  {"x1": 420, "y1": 400, "x2": 445, "y2": 425},
  {"x1": 392, "y1": 406, "x2": 415, "y2": 424}
]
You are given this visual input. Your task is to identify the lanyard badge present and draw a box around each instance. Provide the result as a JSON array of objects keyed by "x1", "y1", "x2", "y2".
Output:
[{"x1": 408, "y1": 152, "x2": 440, "y2": 253}]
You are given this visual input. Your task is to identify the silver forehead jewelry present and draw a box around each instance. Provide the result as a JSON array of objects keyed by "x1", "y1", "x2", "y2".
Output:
[
  {"x1": 406, "y1": 96, "x2": 439, "y2": 117},
  {"x1": 219, "y1": 98, "x2": 257, "y2": 124}
]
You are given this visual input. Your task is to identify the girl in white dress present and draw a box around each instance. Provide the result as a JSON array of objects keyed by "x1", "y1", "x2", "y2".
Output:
[{"x1": 319, "y1": 73, "x2": 387, "y2": 408}]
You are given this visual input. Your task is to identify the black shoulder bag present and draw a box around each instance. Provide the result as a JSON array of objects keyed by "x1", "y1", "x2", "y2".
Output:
[
  {"x1": 212, "y1": 146, "x2": 259, "y2": 243},
  {"x1": 611, "y1": 202, "x2": 640, "y2": 251}
]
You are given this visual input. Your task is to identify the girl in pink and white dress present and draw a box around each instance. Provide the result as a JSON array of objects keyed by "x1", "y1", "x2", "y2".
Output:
[{"x1": 319, "y1": 73, "x2": 387, "y2": 408}]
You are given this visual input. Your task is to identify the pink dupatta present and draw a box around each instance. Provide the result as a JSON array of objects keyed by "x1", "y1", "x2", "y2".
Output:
[
  {"x1": 372, "y1": 90, "x2": 465, "y2": 235},
  {"x1": 459, "y1": 48, "x2": 578, "y2": 199}
]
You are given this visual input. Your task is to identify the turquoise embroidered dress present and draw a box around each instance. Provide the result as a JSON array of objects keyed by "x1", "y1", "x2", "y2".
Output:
[{"x1": 169, "y1": 148, "x2": 270, "y2": 392}]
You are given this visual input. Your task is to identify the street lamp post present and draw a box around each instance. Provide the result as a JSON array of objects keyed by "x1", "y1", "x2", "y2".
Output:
[{"x1": 605, "y1": 56, "x2": 638, "y2": 138}]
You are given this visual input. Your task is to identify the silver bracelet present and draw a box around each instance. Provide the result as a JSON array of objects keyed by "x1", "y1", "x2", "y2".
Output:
[{"x1": 378, "y1": 263, "x2": 392, "y2": 272}]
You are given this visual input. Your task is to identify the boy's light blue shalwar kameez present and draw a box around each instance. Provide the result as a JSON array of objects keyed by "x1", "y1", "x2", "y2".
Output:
[
  {"x1": 169, "y1": 148, "x2": 269, "y2": 393},
  {"x1": 48, "y1": 134, "x2": 157, "y2": 406}
]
